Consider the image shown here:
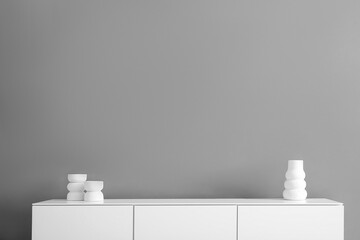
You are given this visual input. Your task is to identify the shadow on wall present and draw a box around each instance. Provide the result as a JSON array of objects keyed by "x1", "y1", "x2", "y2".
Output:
[
  {"x1": 0, "y1": 202, "x2": 31, "y2": 240},
  {"x1": 0, "y1": 183, "x2": 63, "y2": 240}
]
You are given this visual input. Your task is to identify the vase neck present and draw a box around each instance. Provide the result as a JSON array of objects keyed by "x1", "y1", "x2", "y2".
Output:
[{"x1": 288, "y1": 160, "x2": 303, "y2": 169}]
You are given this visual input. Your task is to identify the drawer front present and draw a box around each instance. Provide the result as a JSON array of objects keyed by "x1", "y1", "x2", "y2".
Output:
[
  {"x1": 237, "y1": 206, "x2": 344, "y2": 240},
  {"x1": 134, "y1": 206, "x2": 237, "y2": 240},
  {"x1": 32, "y1": 206, "x2": 133, "y2": 240}
]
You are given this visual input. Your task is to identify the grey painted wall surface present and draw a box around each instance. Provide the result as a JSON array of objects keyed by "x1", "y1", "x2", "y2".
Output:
[{"x1": 0, "y1": 0, "x2": 359, "y2": 239}]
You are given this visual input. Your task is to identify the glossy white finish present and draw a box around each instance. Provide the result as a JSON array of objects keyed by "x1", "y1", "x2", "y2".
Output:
[
  {"x1": 135, "y1": 206, "x2": 236, "y2": 240},
  {"x1": 67, "y1": 174, "x2": 87, "y2": 183},
  {"x1": 33, "y1": 198, "x2": 343, "y2": 206},
  {"x1": 238, "y1": 206, "x2": 344, "y2": 240},
  {"x1": 32, "y1": 205, "x2": 133, "y2": 240}
]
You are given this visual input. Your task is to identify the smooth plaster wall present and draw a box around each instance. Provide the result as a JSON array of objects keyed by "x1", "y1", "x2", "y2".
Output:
[{"x1": 0, "y1": 0, "x2": 359, "y2": 239}]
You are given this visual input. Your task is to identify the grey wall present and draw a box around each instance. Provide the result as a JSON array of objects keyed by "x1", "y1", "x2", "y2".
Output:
[{"x1": 0, "y1": 0, "x2": 359, "y2": 239}]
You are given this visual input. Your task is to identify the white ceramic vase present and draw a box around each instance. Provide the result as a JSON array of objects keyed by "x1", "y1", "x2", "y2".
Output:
[
  {"x1": 67, "y1": 174, "x2": 87, "y2": 201},
  {"x1": 283, "y1": 160, "x2": 307, "y2": 201},
  {"x1": 84, "y1": 181, "x2": 104, "y2": 202}
]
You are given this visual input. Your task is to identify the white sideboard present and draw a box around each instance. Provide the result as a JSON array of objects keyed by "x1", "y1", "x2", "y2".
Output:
[{"x1": 32, "y1": 198, "x2": 343, "y2": 240}]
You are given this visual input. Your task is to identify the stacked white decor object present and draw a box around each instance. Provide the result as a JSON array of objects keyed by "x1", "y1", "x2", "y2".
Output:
[
  {"x1": 67, "y1": 174, "x2": 87, "y2": 201},
  {"x1": 283, "y1": 160, "x2": 307, "y2": 200},
  {"x1": 85, "y1": 181, "x2": 104, "y2": 202}
]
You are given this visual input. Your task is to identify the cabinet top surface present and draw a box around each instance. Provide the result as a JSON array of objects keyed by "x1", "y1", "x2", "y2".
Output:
[{"x1": 33, "y1": 198, "x2": 343, "y2": 206}]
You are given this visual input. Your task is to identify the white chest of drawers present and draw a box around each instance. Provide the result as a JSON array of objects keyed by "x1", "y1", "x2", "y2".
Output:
[{"x1": 32, "y1": 198, "x2": 343, "y2": 240}]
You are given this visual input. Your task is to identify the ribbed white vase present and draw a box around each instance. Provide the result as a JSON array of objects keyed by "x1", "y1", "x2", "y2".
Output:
[
  {"x1": 84, "y1": 181, "x2": 104, "y2": 202},
  {"x1": 67, "y1": 174, "x2": 87, "y2": 201},
  {"x1": 283, "y1": 160, "x2": 307, "y2": 201}
]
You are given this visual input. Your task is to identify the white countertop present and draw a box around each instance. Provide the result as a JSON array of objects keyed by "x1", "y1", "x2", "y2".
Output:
[{"x1": 33, "y1": 198, "x2": 343, "y2": 206}]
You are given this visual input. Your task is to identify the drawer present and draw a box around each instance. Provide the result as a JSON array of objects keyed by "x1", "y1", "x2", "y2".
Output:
[
  {"x1": 237, "y1": 206, "x2": 343, "y2": 240},
  {"x1": 32, "y1": 206, "x2": 133, "y2": 240},
  {"x1": 134, "y1": 206, "x2": 237, "y2": 240}
]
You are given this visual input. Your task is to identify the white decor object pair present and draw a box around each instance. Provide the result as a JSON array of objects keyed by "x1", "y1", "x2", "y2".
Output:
[
  {"x1": 67, "y1": 174, "x2": 104, "y2": 202},
  {"x1": 283, "y1": 160, "x2": 307, "y2": 201}
]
